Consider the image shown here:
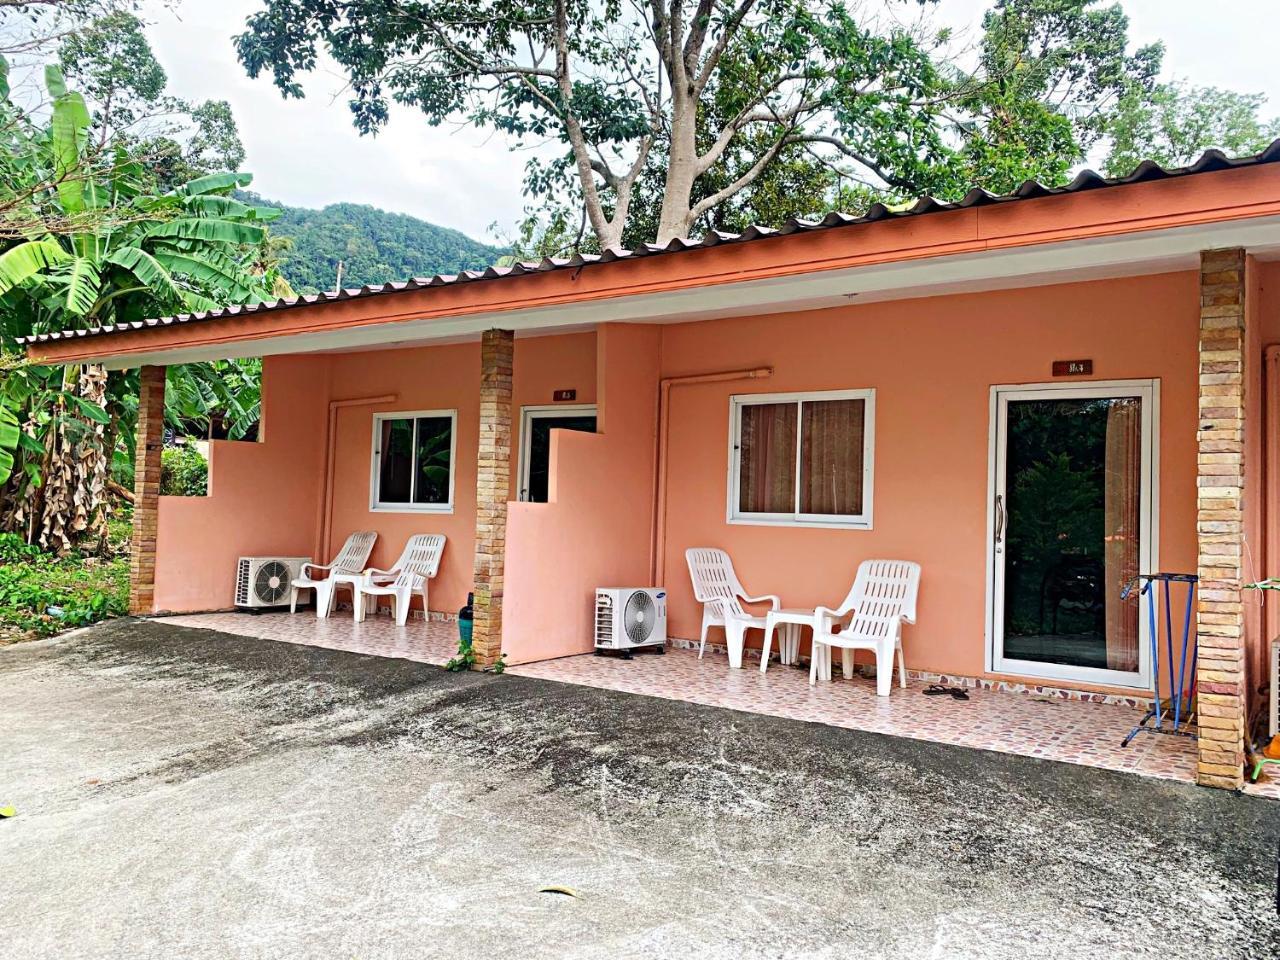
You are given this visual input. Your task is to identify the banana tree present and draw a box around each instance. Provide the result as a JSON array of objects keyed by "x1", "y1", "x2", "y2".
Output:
[
  {"x1": 0, "y1": 73, "x2": 277, "y2": 327},
  {"x1": 165, "y1": 358, "x2": 263, "y2": 441},
  {"x1": 0, "y1": 62, "x2": 281, "y2": 551}
]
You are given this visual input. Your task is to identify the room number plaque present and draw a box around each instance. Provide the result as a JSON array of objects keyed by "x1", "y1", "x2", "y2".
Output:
[{"x1": 1051, "y1": 359, "x2": 1093, "y2": 377}]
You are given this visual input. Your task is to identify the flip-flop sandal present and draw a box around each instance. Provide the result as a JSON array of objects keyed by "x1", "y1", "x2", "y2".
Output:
[{"x1": 923, "y1": 683, "x2": 970, "y2": 700}]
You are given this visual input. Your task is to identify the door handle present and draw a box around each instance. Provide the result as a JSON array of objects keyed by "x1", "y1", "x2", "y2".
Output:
[{"x1": 994, "y1": 494, "x2": 1006, "y2": 546}]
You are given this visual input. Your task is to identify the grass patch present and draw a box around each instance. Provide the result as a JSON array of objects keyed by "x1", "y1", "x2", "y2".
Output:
[{"x1": 0, "y1": 520, "x2": 131, "y2": 644}]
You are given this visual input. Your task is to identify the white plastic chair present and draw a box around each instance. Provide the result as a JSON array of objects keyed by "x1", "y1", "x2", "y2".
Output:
[
  {"x1": 685, "y1": 547, "x2": 780, "y2": 669},
  {"x1": 290, "y1": 531, "x2": 377, "y2": 618},
  {"x1": 810, "y1": 560, "x2": 921, "y2": 696},
  {"x1": 354, "y1": 534, "x2": 446, "y2": 626}
]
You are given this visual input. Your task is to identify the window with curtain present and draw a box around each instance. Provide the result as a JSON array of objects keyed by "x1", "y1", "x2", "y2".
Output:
[
  {"x1": 730, "y1": 389, "x2": 874, "y2": 527},
  {"x1": 371, "y1": 410, "x2": 456, "y2": 511}
]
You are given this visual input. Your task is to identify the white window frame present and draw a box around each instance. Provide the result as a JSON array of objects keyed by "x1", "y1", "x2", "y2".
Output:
[
  {"x1": 517, "y1": 404, "x2": 598, "y2": 502},
  {"x1": 369, "y1": 409, "x2": 457, "y2": 514},
  {"x1": 726, "y1": 388, "x2": 875, "y2": 530}
]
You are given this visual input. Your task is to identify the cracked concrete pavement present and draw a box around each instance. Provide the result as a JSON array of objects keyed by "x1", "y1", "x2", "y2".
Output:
[{"x1": 2, "y1": 619, "x2": 1278, "y2": 959}]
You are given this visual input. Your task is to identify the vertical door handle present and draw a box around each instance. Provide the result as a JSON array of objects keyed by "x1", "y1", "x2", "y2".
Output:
[{"x1": 994, "y1": 494, "x2": 1006, "y2": 546}]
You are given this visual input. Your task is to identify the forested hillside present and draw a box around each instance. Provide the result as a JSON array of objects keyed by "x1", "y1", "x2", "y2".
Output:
[{"x1": 241, "y1": 192, "x2": 503, "y2": 293}]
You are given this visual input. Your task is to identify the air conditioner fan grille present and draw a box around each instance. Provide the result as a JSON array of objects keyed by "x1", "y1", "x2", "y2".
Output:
[{"x1": 253, "y1": 560, "x2": 291, "y2": 605}]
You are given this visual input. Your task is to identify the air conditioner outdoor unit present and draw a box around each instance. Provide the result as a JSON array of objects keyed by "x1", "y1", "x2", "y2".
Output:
[
  {"x1": 235, "y1": 556, "x2": 310, "y2": 610},
  {"x1": 595, "y1": 588, "x2": 667, "y2": 655}
]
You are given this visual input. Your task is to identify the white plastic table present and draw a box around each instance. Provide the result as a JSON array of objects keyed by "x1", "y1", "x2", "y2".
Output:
[
  {"x1": 326, "y1": 571, "x2": 372, "y2": 618},
  {"x1": 760, "y1": 608, "x2": 812, "y2": 674},
  {"x1": 762, "y1": 608, "x2": 860, "y2": 681}
]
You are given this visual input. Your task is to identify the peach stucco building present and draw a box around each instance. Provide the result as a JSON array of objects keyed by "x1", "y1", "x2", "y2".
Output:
[{"x1": 24, "y1": 143, "x2": 1280, "y2": 790}]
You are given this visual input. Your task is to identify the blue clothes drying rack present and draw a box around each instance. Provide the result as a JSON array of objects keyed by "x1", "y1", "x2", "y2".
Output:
[{"x1": 1120, "y1": 572, "x2": 1199, "y2": 748}]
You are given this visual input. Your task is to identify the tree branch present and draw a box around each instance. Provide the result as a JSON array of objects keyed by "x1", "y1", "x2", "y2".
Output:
[
  {"x1": 554, "y1": 0, "x2": 615, "y2": 246},
  {"x1": 693, "y1": 0, "x2": 758, "y2": 94},
  {"x1": 682, "y1": 0, "x2": 715, "y2": 80},
  {"x1": 786, "y1": 133, "x2": 920, "y2": 191},
  {"x1": 687, "y1": 127, "x2": 795, "y2": 223},
  {"x1": 694, "y1": 91, "x2": 821, "y2": 175}
]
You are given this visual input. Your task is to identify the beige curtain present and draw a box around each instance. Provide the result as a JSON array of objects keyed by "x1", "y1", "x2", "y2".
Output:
[
  {"x1": 1103, "y1": 398, "x2": 1141, "y2": 672},
  {"x1": 738, "y1": 402, "x2": 797, "y2": 513},
  {"x1": 800, "y1": 398, "x2": 865, "y2": 516}
]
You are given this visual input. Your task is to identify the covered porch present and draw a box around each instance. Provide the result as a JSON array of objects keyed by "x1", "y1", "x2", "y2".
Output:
[{"x1": 23, "y1": 145, "x2": 1280, "y2": 792}]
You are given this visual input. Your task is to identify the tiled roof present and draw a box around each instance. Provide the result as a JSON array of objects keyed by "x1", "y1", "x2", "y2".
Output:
[{"x1": 21, "y1": 139, "x2": 1280, "y2": 346}]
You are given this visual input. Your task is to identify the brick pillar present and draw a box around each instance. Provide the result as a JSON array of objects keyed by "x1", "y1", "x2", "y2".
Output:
[
  {"x1": 129, "y1": 365, "x2": 165, "y2": 615},
  {"x1": 472, "y1": 329, "x2": 513, "y2": 666},
  {"x1": 1196, "y1": 249, "x2": 1248, "y2": 788}
]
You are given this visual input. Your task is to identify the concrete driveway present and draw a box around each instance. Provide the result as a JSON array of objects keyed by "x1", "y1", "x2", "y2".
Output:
[{"x1": 2, "y1": 620, "x2": 1278, "y2": 959}]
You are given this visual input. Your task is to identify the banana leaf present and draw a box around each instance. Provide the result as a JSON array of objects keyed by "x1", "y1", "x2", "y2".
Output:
[
  {"x1": 174, "y1": 172, "x2": 253, "y2": 196},
  {"x1": 58, "y1": 256, "x2": 101, "y2": 315},
  {"x1": 48, "y1": 82, "x2": 91, "y2": 221},
  {"x1": 152, "y1": 249, "x2": 256, "y2": 301},
  {"x1": 105, "y1": 246, "x2": 181, "y2": 301},
  {"x1": 0, "y1": 403, "x2": 18, "y2": 485},
  {"x1": 0, "y1": 240, "x2": 69, "y2": 297},
  {"x1": 144, "y1": 217, "x2": 265, "y2": 245}
]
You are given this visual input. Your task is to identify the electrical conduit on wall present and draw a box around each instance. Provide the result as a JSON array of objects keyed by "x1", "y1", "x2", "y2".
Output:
[
  {"x1": 651, "y1": 367, "x2": 773, "y2": 586},
  {"x1": 315, "y1": 394, "x2": 397, "y2": 562}
]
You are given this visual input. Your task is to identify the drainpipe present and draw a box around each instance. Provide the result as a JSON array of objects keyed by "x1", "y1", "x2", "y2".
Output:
[
  {"x1": 650, "y1": 367, "x2": 773, "y2": 586},
  {"x1": 315, "y1": 394, "x2": 397, "y2": 562}
]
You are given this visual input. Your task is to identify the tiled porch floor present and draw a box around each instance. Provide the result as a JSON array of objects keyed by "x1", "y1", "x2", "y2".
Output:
[
  {"x1": 158, "y1": 611, "x2": 1280, "y2": 800},
  {"x1": 163, "y1": 611, "x2": 459, "y2": 665}
]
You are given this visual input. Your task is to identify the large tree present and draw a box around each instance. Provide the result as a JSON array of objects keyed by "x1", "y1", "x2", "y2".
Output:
[
  {"x1": 237, "y1": 0, "x2": 1161, "y2": 249},
  {"x1": 58, "y1": 10, "x2": 247, "y2": 190}
]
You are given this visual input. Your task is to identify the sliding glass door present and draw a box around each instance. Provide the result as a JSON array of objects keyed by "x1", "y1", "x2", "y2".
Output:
[{"x1": 988, "y1": 381, "x2": 1157, "y2": 688}]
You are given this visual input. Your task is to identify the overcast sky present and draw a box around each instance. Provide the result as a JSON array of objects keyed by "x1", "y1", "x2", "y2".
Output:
[{"x1": 141, "y1": 0, "x2": 1280, "y2": 242}]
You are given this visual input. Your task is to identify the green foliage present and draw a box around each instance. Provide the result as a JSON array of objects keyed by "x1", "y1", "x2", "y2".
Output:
[
  {"x1": 0, "y1": 533, "x2": 128, "y2": 640},
  {"x1": 0, "y1": 532, "x2": 41, "y2": 564},
  {"x1": 165, "y1": 359, "x2": 262, "y2": 441},
  {"x1": 57, "y1": 10, "x2": 248, "y2": 192},
  {"x1": 1103, "y1": 82, "x2": 1280, "y2": 177},
  {"x1": 444, "y1": 642, "x2": 477, "y2": 672},
  {"x1": 0, "y1": 67, "x2": 280, "y2": 324},
  {"x1": 236, "y1": 0, "x2": 1172, "y2": 249},
  {"x1": 0, "y1": 15, "x2": 270, "y2": 547},
  {"x1": 58, "y1": 11, "x2": 168, "y2": 129},
  {"x1": 963, "y1": 0, "x2": 1162, "y2": 157},
  {"x1": 160, "y1": 444, "x2": 208, "y2": 497},
  {"x1": 444, "y1": 645, "x2": 507, "y2": 674},
  {"x1": 0, "y1": 397, "x2": 19, "y2": 486},
  {"x1": 238, "y1": 192, "x2": 501, "y2": 293},
  {"x1": 0, "y1": 60, "x2": 279, "y2": 518},
  {"x1": 0, "y1": 354, "x2": 112, "y2": 489}
]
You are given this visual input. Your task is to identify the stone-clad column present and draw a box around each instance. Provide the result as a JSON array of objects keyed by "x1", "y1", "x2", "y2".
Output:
[
  {"x1": 1195, "y1": 249, "x2": 1248, "y2": 789},
  {"x1": 471, "y1": 329, "x2": 514, "y2": 667},
  {"x1": 129, "y1": 365, "x2": 165, "y2": 615}
]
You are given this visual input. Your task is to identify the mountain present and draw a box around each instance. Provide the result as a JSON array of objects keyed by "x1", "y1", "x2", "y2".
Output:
[{"x1": 241, "y1": 192, "x2": 504, "y2": 294}]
